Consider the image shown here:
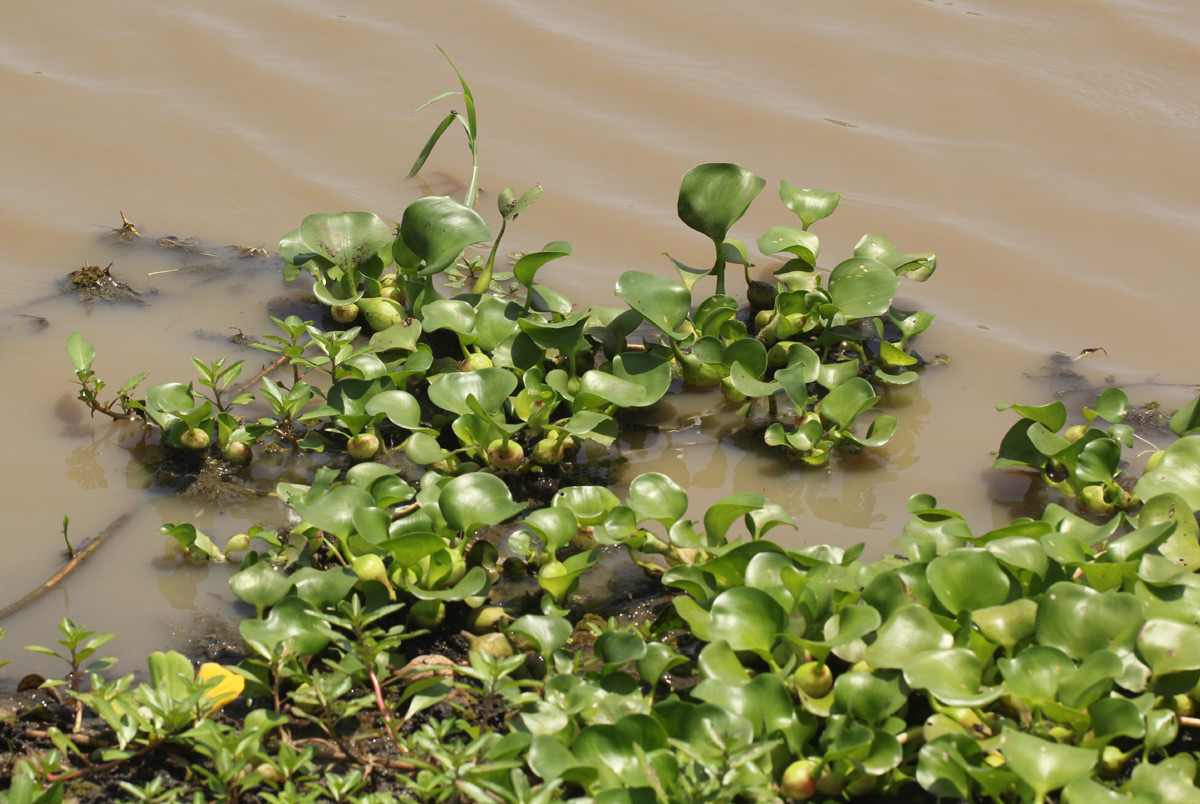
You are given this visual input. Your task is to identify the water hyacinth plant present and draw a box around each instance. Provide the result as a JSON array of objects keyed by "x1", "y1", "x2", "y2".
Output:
[{"x1": 18, "y1": 53, "x2": 1200, "y2": 804}]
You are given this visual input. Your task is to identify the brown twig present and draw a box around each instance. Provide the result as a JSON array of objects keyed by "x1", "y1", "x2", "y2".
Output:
[
  {"x1": 227, "y1": 353, "x2": 289, "y2": 399},
  {"x1": 0, "y1": 512, "x2": 132, "y2": 621},
  {"x1": 1182, "y1": 716, "x2": 1200, "y2": 729}
]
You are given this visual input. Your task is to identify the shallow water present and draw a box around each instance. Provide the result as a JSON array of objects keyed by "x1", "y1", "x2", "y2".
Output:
[{"x1": 2, "y1": 0, "x2": 1199, "y2": 667}]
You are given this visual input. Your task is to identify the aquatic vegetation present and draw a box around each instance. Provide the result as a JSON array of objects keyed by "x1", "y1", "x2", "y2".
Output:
[{"x1": 11, "y1": 53, "x2": 1200, "y2": 804}]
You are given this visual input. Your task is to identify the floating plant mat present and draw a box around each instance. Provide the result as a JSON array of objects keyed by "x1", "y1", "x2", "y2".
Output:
[{"x1": 7, "y1": 62, "x2": 1200, "y2": 804}]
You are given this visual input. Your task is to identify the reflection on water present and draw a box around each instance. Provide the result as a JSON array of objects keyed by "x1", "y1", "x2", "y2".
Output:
[{"x1": 2, "y1": 0, "x2": 1200, "y2": 659}]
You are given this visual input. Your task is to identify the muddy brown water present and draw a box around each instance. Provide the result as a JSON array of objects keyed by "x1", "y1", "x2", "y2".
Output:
[{"x1": 2, "y1": 0, "x2": 1199, "y2": 669}]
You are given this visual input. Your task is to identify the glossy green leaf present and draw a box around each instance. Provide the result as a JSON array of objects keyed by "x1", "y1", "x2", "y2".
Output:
[
  {"x1": 404, "y1": 432, "x2": 452, "y2": 465},
  {"x1": 239, "y1": 596, "x2": 329, "y2": 659},
  {"x1": 298, "y1": 211, "x2": 393, "y2": 273},
  {"x1": 832, "y1": 671, "x2": 907, "y2": 725},
  {"x1": 1130, "y1": 757, "x2": 1200, "y2": 804},
  {"x1": 677, "y1": 163, "x2": 765, "y2": 243},
  {"x1": 521, "y1": 506, "x2": 578, "y2": 556},
  {"x1": 615, "y1": 270, "x2": 692, "y2": 340},
  {"x1": 819, "y1": 377, "x2": 879, "y2": 430},
  {"x1": 439, "y1": 473, "x2": 525, "y2": 535},
  {"x1": 230, "y1": 562, "x2": 294, "y2": 615},
  {"x1": 290, "y1": 567, "x2": 358, "y2": 609},
  {"x1": 905, "y1": 648, "x2": 1003, "y2": 707},
  {"x1": 1000, "y1": 727, "x2": 1096, "y2": 802},
  {"x1": 552, "y1": 485, "x2": 620, "y2": 526},
  {"x1": 286, "y1": 484, "x2": 376, "y2": 541},
  {"x1": 757, "y1": 225, "x2": 818, "y2": 266},
  {"x1": 66, "y1": 332, "x2": 94, "y2": 372},
  {"x1": 411, "y1": 565, "x2": 491, "y2": 601},
  {"x1": 419, "y1": 298, "x2": 476, "y2": 336},
  {"x1": 779, "y1": 181, "x2": 840, "y2": 229},
  {"x1": 607, "y1": 352, "x2": 672, "y2": 407},
  {"x1": 972, "y1": 598, "x2": 1038, "y2": 651},
  {"x1": 399, "y1": 196, "x2": 491, "y2": 276},
  {"x1": 594, "y1": 631, "x2": 647, "y2": 668},
  {"x1": 926, "y1": 548, "x2": 1010, "y2": 614},
  {"x1": 1136, "y1": 435, "x2": 1200, "y2": 511},
  {"x1": 827, "y1": 257, "x2": 899, "y2": 318},
  {"x1": 508, "y1": 614, "x2": 572, "y2": 657},
  {"x1": 706, "y1": 587, "x2": 787, "y2": 656},
  {"x1": 364, "y1": 389, "x2": 430, "y2": 433},
  {"x1": 514, "y1": 241, "x2": 572, "y2": 288},
  {"x1": 1138, "y1": 618, "x2": 1200, "y2": 676},
  {"x1": 427, "y1": 367, "x2": 517, "y2": 415},
  {"x1": 1036, "y1": 582, "x2": 1143, "y2": 661},
  {"x1": 854, "y1": 233, "x2": 936, "y2": 281},
  {"x1": 864, "y1": 606, "x2": 953, "y2": 669},
  {"x1": 628, "y1": 472, "x2": 688, "y2": 529}
]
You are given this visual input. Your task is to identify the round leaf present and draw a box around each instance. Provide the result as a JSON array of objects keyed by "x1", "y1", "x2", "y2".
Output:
[
  {"x1": 1035, "y1": 582, "x2": 1143, "y2": 661},
  {"x1": 926, "y1": 549, "x2": 1011, "y2": 615},
  {"x1": 706, "y1": 587, "x2": 787, "y2": 656},
  {"x1": 615, "y1": 271, "x2": 691, "y2": 339},
  {"x1": 677, "y1": 163, "x2": 766, "y2": 243},
  {"x1": 439, "y1": 473, "x2": 525, "y2": 535},
  {"x1": 627, "y1": 473, "x2": 688, "y2": 529},
  {"x1": 827, "y1": 257, "x2": 899, "y2": 318},
  {"x1": 399, "y1": 196, "x2": 492, "y2": 276},
  {"x1": 427, "y1": 368, "x2": 517, "y2": 415}
]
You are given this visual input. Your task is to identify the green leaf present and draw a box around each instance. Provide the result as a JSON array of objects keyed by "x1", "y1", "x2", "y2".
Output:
[
  {"x1": 508, "y1": 614, "x2": 572, "y2": 657},
  {"x1": 1138, "y1": 618, "x2": 1200, "y2": 676},
  {"x1": 290, "y1": 567, "x2": 358, "y2": 609},
  {"x1": 615, "y1": 271, "x2": 692, "y2": 340},
  {"x1": 427, "y1": 368, "x2": 517, "y2": 415},
  {"x1": 926, "y1": 549, "x2": 1010, "y2": 614},
  {"x1": 419, "y1": 298, "x2": 477, "y2": 335},
  {"x1": 627, "y1": 473, "x2": 688, "y2": 529},
  {"x1": 298, "y1": 211, "x2": 394, "y2": 273},
  {"x1": 365, "y1": 390, "x2": 431, "y2": 433},
  {"x1": 854, "y1": 233, "x2": 936, "y2": 281},
  {"x1": 832, "y1": 671, "x2": 907, "y2": 725},
  {"x1": 239, "y1": 596, "x2": 329, "y2": 658},
  {"x1": 705, "y1": 587, "x2": 787, "y2": 657},
  {"x1": 972, "y1": 598, "x2": 1038, "y2": 651},
  {"x1": 552, "y1": 485, "x2": 620, "y2": 526},
  {"x1": 864, "y1": 606, "x2": 953, "y2": 669},
  {"x1": 757, "y1": 225, "x2": 818, "y2": 266},
  {"x1": 779, "y1": 181, "x2": 840, "y2": 229},
  {"x1": 1000, "y1": 727, "x2": 1096, "y2": 803},
  {"x1": 370, "y1": 318, "x2": 423, "y2": 353},
  {"x1": 1136, "y1": 435, "x2": 1200, "y2": 511},
  {"x1": 1093, "y1": 387, "x2": 1129, "y2": 423},
  {"x1": 439, "y1": 473, "x2": 525, "y2": 535},
  {"x1": 905, "y1": 648, "x2": 1003, "y2": 707},
  {"x1": 286, "y1": 484, "x2": 377, "y2": 542},
  {"x1": 819, "y1": 377, "x2": 879, "y2": 430},
  {"x1": 997, "y1": 400, "x2": 1068, "y2": 431},
  {"x1": 1035, "y1": 582, "x2": 1143, "y2": 661},
  {"x1": 827, "y1": 257, "x2": 899, "y2": 318},
  {"x1": 514, "y1": 242, "x2": 572, "y2": 288},
  {"x1": 66, "y1": 332, "x2": 94, "y2": 372},
  {"x1": 521, "y1": 506, "x2": 578, "y2": 555},
  {"x1": 399, "y1": 196, "x2": 492, "y2": 276},
  {"x1": 677, "y1": 163, "x2": 765, "y2": 243},
  {"x1": 230, "y1": 562, "x2": 294, "y2": 615},
  {"x1": 607, "y1": 352, "x2": 672, "y2": 408},
  {"x1": 1170, "y1": 397, "x2": 1200, "y2": 436}
]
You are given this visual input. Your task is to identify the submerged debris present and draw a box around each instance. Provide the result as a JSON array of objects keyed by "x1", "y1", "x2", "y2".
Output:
[{"x1": 62, "y1": 262, "x2": 148, "y2": 305}]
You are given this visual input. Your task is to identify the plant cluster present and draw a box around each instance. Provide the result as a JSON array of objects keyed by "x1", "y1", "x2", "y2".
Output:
[{"x1": 10, "y1": 54, "x2": 1200, "y2": 804}]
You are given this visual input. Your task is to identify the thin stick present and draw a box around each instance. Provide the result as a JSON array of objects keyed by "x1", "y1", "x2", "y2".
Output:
[
  {"x1": 227, "y1": 353, "x2": 289, "y2": 398},
  {"x1": 0, "y1": 513, "x2": 131, "y2": 621}
]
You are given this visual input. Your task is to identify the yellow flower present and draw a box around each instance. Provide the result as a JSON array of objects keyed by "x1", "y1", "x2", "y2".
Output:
[{"x1": 196, "y1": 662, "x2": 245, "y2": 715}]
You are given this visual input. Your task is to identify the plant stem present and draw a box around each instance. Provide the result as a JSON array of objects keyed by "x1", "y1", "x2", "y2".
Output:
[{"x1": 472, "y1": 219, "x2": 507, "y2": 296}]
